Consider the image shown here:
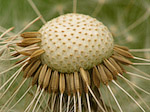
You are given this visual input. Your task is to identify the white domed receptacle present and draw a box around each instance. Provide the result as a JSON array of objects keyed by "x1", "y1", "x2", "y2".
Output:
[{"x1": 39, "y1": 13, "x2": 114, "y2": 73}]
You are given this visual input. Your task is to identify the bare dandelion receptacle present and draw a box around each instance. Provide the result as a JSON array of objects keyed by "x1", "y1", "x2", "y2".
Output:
[
  {"x1": 39, "y1": 13, "x2": 114, "y2": 73},
  {"x1": 0, "y1": 1, "x2": 150, "y2": 112}
]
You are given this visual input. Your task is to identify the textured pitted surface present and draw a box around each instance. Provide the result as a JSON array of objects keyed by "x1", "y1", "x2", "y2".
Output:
[{"x1": 39, "y1": 13, "x2": 114, "y2": 73}]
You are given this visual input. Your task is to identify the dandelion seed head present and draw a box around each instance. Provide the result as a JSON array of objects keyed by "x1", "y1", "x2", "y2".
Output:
[
  {"x1": 1, "y1": 1, "x2": 150, "y2": 112},
  {"x1": 39, "y1": 13, "x2": 114, "y2": 73}
]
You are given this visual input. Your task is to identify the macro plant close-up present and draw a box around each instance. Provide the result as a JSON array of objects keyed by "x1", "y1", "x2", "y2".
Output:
[{"x1": 0, "y1": 0, "x2": 150, "y2": 112}]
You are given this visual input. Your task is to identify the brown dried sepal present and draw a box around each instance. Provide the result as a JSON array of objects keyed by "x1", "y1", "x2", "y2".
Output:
[
  {"x1": 30, "y1": 49, "x2": 45, "y2": 59},
  {"x1": 103, "y1": 65, "x2": 113, "y2": 81},
  {"x1": 21, "y1": 32, "x2": 42, "y2": 38},
  {"x1": 92, "y1": 67, "x2": 100, "y2": 88},
  {"x1": 51, "y1": 71, "x2": 59, "y2": 93},
  {"x1": 18, "y1": 48, "x2": 39, "y2": 56},
  {"x1": 103, "y1": 59, "x2": 118, "y2": 76},
  {"x1": 93, "y1": 66, "x2": 101, "y2": 81},
  {"x1": 108, "y1": 57, "x2": 123, "y2": 74},
  {"x1": 83, "y1": 71, "x2": 91, "y2": 93},
  {"x1": 27, "y1": 60, "x2": 41, "y2": 78},
  {"x1": 112, "y1": 54, "x2": 133, "y2": 65},
  {"x1": 78, "y1": 73, "x2": 83, "y2": 95},
  {"x1": 80, "y1": 68, "x2": 89, "y2": 85},
  {"x1": 59, "y1": 73, "x2": 65, "y2": 93},
  {"x1": 74, "y1": 72, "x2": 80, "y2": 92},
  {"x1": 70, "y1": 73, "x2": 76, "y2": 94},
  {"x1": 117, "y1": 62, "x2": 126, "y2": 73},
  {"x1": 32, "y1": 65, "x2": 42, "y2": 86},
  {"x1": 43, "y1": 68, "x2": 52, "y2": 89},
  {"x1": 38, "y1": 64, "x2": 47, "y2": 86},
  {"x1": 98, "y1": 65, "x2": 108, "y2": 85},
  {"x1": 114, "y1": 46, "x2": 133, "y2": 58},
  {"x1": 23, "y1": 60, "x2": 35, "y2": 78},
  {"x1": 66, "y1": 74, "x2": 71, "y2": 95},
  {"x1": 114, "y1": 44, "x2": 129, "y2": 51},
  {"x1": 17, "y1": 38, "x2": 41, "y2": 47}
]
